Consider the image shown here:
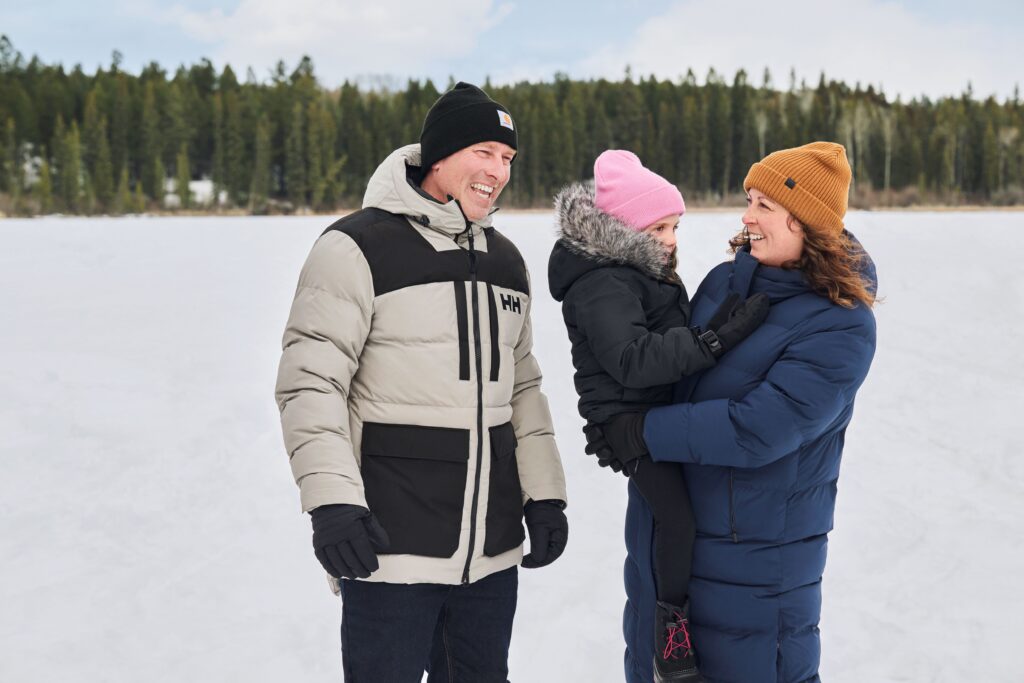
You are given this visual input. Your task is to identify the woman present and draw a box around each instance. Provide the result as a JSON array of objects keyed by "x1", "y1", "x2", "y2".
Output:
[{"x1": 589, "y1": 142, "x2": 877, "y2": 682}]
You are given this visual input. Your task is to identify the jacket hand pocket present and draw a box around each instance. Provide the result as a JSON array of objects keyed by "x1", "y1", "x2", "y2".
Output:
[
  {"x1": 484, "y1": 422, "x2": 526, "y2": 556},
  {"x1": 361, "y1": 422, "x2": 469, "y2": 558}
]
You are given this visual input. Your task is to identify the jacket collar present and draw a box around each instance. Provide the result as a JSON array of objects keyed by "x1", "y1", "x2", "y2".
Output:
[
  {"x1": 362, "y1": 143, "x2": 493, "y2": 239},
  {"x1": 730, "y1": 229, "x2": 877, "y2": 302}
]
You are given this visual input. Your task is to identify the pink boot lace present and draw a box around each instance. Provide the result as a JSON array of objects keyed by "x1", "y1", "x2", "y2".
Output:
[{"x1": 662, "y1": 611, "x2": 693, "y2": 660}]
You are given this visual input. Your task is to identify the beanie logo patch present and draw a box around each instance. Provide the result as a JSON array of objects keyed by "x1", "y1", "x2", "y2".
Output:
[
  {"x1": 785, "y1": 177, "x2": 797, "y2": 189},
  {"x1": 498, "y1": 110, "x2": 515, "y2": 131}
]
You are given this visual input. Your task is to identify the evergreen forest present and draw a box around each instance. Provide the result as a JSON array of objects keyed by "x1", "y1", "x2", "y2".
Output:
[{"x1": 2, "y1": 35, "x2": 1022, "y2": 216}]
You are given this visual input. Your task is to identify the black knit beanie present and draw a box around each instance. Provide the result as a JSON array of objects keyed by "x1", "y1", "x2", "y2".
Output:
[{"x1": 419, "y1": 82, "x2": 517, "y2": 170}]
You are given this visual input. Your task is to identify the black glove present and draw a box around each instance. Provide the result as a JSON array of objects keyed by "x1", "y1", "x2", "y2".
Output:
[
  {"x1": 699, "y1": 292, "x2": 770, "y2": 357},
  {"x1": 521, "y1": 500, "x2": 568, "y2": 568},
  {"x1": 584, "y1": 413, "x2": 648, "y2": 477},
  {"x1": 310, "y1": 504, "x2": 390, "y2": 579},
  {"x1": 582, "y1": 422, "x2": 626, "y2": 473}
]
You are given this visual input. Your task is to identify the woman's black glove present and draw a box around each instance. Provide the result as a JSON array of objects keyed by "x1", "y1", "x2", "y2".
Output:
[
  {"x1": 521, "y1": 500, "x2": 568, "y2": 568},
  {"x1": 699, "y1": 292, "x2": 770, "y2": 357},
  {"x1": 583, "y1": 412, "x2": 648, "y2": 476},
  {"x1": 310, "y1": 504, "x2": 390, "y2": 579}
]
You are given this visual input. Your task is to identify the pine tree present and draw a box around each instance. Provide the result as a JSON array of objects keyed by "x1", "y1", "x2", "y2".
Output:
[
  {"x1": 61, "y1": 121, "x2": 82, "y2": 212},
  {"x1": 851, "y1": 100, "x2": 873, "y2": 188},
  {"x1": 998, "y1": 126, "x2": 1020, "y2": 191},
  {"x1": 612, "y1": 78, "x2": 648, "y2": 155},
  {"x1": 249, "y1": 114, "x2": 272, "y2": 213},
  {"x1": 154, "y1": 155, "x2": 166, "y2": 206},
  {"x1": 175, "y1": 143, "x2": 191, "y2": 209},
  {"x1": 113, "y1": 165, "x2": 130, "y2": 215},
  {"x1": 3, "y1": 117, "x2": 21, "y2": 210},
  {"x1": 93, "y1": 117, "x2": 114, "y2": 210},
  {"x1": 224, "y1": 90, "x2": 245, "y2": 205},
  {"x1": 561, "y1": 81, "x2": 589, "y2": 179},
  {"x1": 878, "y1": 108, "x2": 895, "y2": 199},
  {"x1": 37, "y1": 157, "x2": 53, "y2": 213},
  {"x1": 212, "y1": 92, "x2": 225, "y2": 207},
  {"x1": 285, "y1": 101, "x2": 305, "y2": 207},
  {"x1": 982, "y1": 122, "x2": 999, "y2": 197},
  {"x1": 306, "y1": 100, "x2": 324, "y2": 210},
  {"x1": 705, "y1": 69, "x2": 731, "y2": 196},
  {"x1": 51, "y1": 115, "x2": 66, "y2": 209},
  {"x1": 165, "y1": 82, "x2": 188, "y2": 177},
  {"x1": 320, "y1": 154, "x2": 346, "y2": 207},
  {"x1": 82, "y1": 169, "x2": 96, "y2": 215},
  {"x1": 678, "y1": 77, "x2": 705, "y2": 193},
  {"x1": 110, "y1": 76, "x2": 130, "y2": 183},
  {"x1": 728, "y1": 70, "x2": 753, "y2": 194},
  {"x1": 140, "y1": 81, "x2": 162, "y2": 199},
  {"x1": 133, "y1": 175, "x2": 146, "y2": 213},
  {"x1": 82, "y1": 89, "x2": 103, "y2": 181},
  {"x1": 337, "y1": 83, "x2": 371, "y2": 202}
]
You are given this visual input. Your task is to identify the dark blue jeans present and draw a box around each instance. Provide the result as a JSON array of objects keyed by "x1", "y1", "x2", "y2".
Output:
[{"x1": 338, "y1": 566, "x2": 518, "y2": 683}]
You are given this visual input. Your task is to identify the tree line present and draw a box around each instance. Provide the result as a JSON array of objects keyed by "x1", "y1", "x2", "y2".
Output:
[{"x1": 1, "y1": 35, "x2": 1022, "y2": 216}]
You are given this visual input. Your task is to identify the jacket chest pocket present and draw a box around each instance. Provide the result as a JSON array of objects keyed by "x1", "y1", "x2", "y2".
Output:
[
  {"x1": 360, "y1": 422, "x2": 469, "y2": 558},
  {"x1": 484, "y1": 422, "x2": 525, "y2": 556}
]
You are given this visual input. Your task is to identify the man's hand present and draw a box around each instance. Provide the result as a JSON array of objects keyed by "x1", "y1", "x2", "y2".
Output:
[
  {"x1": 310, "y1": 504, "x2": 390, "y2": 579},
  {"x1": 583, "y1": 413, "x2": 648, "y2": 476},
  {"x1": 521, "y1": 500, "x2": 568, "y2": 568}
]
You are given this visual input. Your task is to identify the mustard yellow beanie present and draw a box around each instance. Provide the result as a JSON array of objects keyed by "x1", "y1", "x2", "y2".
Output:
[{"x1": 743, "y1": 142, "x2": 851, "y2": 234}]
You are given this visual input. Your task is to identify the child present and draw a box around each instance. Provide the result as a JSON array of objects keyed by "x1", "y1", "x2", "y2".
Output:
[{"x1": 548, "y1": 150, "x2": 768, "y2": 682}]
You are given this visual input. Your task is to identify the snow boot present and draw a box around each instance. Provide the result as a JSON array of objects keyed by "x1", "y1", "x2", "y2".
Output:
[{"x1": 653, "y1": 600, "x2": 704, "y2": 682}]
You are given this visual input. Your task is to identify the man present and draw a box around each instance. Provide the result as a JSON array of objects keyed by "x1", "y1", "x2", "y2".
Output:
[{"x1": 275, "y1": 82, "x2": 568, "y2": 682}]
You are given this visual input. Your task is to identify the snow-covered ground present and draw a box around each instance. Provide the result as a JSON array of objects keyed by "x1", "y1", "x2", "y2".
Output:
[{"x1": 1, "y1": 211, "x2": 1020, "y2": 682}]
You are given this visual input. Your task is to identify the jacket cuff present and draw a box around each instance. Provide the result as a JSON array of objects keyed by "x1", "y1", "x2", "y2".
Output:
[
  {"x1": 298, "y1": 473, "x2": 367, "y2": 513},
  {"x1": 521, "y1": 484, "x2": 568, "y2": 508}
]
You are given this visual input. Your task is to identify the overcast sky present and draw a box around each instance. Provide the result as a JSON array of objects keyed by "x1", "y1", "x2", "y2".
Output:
[{"x1": 3, "y1": 0, "x2": 1022, "y2": 100}]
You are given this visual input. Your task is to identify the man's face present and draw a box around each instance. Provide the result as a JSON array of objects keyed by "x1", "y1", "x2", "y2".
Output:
[{"x1": 424, "y1": 141, "x2": 516, "y2": 222}]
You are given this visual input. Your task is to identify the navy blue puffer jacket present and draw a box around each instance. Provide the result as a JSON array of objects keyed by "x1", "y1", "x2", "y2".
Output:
[{"x1": 623, "y1": 241, "x2": 877, "y2": 683}]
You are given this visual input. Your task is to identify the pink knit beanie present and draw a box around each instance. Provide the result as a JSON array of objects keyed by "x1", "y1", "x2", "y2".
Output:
[{"x1": 594, "y1": 150, "x2": 685, "y2": 231}]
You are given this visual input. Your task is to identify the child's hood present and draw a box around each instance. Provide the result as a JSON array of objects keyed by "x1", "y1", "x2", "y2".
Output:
[{"x1": 548, "y1": 181, "x2": 670, "y2": 301}]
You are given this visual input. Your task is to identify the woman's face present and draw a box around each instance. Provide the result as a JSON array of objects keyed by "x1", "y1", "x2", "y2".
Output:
[
  {"x1": 742, "y1": 188, "x2": 804, "y2": 267},
  {"x1": 642, "y1": 214, "x2": 680, "y2": 262}
]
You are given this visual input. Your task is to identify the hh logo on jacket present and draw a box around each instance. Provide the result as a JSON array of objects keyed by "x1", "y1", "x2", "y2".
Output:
[{"x1": 500, "y1": 293, "x2": 522, "y2": 314}]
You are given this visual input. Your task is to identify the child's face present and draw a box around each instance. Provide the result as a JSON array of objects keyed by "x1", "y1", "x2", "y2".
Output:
[{"x1": 642, "y1": 215, "x2": 680, "y2": 262}]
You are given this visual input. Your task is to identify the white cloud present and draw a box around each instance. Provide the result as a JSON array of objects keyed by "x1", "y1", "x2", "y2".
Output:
[
  {"x1": 161, "y1": 0, "x2": 514, "y2": 84},
  {"x1": 576, "y1": 0, "x2": 1022, "y2": 99}
]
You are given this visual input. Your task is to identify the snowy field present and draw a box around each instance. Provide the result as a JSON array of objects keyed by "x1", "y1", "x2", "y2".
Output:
[{"x1": 1, "y1": 211, "x2": 1020, "y2": 682}]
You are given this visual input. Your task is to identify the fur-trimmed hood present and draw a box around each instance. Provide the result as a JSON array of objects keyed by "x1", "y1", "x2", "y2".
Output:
[{"x1": 548, "y1": 181, "x2": 672, "y2": 301}]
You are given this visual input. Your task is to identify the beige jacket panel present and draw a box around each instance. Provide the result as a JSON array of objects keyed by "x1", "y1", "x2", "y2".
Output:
[
  {"x1": 509, "y1": 289, "x2": 566, "y2": 505},
  {"x1": 275, "y1": 231, "x2": 373, "y2": 512}
]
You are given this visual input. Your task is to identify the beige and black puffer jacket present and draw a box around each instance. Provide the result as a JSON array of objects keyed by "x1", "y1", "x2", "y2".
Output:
[{"x1": 275, "y1": 144, "x2": 566, "y2": 588}]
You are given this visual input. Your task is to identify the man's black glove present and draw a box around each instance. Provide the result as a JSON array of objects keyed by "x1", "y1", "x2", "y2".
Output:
[
  {"x1": 583, "y1": 412, "x2": 648, "y2": 477},
  {"x1": 699, "y1": 292, "x2": 770, "y2": 357},
  {"x1": 310, "y1": 504, "x2": 390, "y2": 579},
  {"x1": 521, "y1": 500, "x2": 568, "y2": 568}
]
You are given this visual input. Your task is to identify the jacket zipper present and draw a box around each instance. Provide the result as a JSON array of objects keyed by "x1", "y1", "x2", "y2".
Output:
[
  {"x1": 728, "y1": 468, "x2": 738, "y2": 543},
  {"x1": 459, "y1": 220, "x2": 486, "y2": 585}
]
